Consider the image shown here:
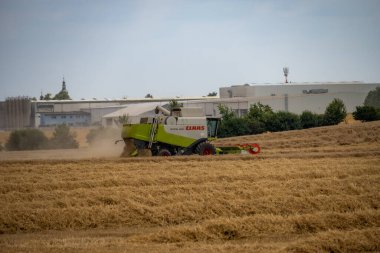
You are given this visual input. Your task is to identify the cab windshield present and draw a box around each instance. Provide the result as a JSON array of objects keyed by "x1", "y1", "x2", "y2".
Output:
[{"x1": 206, "y1": 118, "x2": 220, "y2": 138}]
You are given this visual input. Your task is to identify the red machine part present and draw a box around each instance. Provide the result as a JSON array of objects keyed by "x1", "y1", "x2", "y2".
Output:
[{"x1": 239, "y1": 143, "x2": 261, "y2": 155}]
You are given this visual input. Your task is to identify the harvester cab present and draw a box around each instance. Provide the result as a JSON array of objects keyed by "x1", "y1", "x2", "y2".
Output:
[{"x1": 120, "y1": 105, "x2": 260, "y2": 157}]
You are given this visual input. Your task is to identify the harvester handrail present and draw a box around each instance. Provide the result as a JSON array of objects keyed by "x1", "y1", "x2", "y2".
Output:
[{"x1": 148, "y1": 117, "x2": 158, "y2": 149}]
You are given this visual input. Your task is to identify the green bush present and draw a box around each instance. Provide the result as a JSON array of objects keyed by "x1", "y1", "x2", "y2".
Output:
[
  {"x1": 247, "y1": 119, "x2": 267, "y2": 135},
  {"x1": 5, "y1": 129, "x2": 48, "y2": 151},
  {"x1": 323, "y1": 98, "x2": 347, "y2": 126},
  {"x1": 48, "y1": 124, "x2": 78, "y2": 149},
  {"x1": 0, "y1": 142, "x2": 4, "y2": 151},
  {"x1": 245, "y1": 103, "x2": 274, "y2": 134},
  {"x1": 218, "y1": 117, "x2": 251, "y2": 138},
  {"x1": 219, "y1": 103, "x2": 301, "y2": 136},
  {"x1": 218, "y1": 104, "x2": 235, "y2": 121},
  {"x1": 364, "y1": 87, "x2": 380, "y2": 108},
  {"x1": 246, "y1": 103, "x2": 273, "y2": 122},
  {"x1": 265, "y1": 111, "x2": 301, "y2": 132},
  {"x1": 353, "y1": 106, "x2": 380, "y2": 122},
  {"x1": 300, "y1": 110, "x2": 323, "y2": 129},
  {"x1": 217, "y1": 99, "x2": 350, "y2": 138}
]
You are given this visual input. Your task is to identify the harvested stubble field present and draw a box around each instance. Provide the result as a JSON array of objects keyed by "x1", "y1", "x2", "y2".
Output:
[{"x1": 0, "y1": 121, "x2": 380, "y2": 252}]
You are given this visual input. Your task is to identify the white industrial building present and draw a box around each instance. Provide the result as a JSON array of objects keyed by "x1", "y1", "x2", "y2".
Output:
[
  {"x1": 185, "y1": 82, "x2": 380, "y2": 117},
  {"x1": 1, "y1": 81, "x2": 379, "y2": 130}
]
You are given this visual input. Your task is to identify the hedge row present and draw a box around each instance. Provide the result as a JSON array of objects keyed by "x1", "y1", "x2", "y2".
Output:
[
  {"x1": 5, "y1": 124, "x2": 78, "y2": 151},
  {"x1": 218, "y1": 99, "x2": 347, "y2": 138},
  {"x1": 353, "y1": 105, "x2": 380, "y2": 122}
]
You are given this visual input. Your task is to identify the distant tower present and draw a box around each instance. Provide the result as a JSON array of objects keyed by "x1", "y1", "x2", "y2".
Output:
[
  {"x1": 62, "y1": 77, "x2": 67, "y2": 92},
  {"x1": 283, "y1": 67, "x2": 289, "y2": 84}
]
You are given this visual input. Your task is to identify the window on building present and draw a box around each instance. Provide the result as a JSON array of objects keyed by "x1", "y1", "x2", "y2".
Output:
[
  {"x1": 61, "y1": 116, "x2": 66, "y2": 119},
  {"x1": 51, "y1": 116, "x2": 56, "y2": 119},
  {"x1": 240, "y1": 109, "x2": 248, "y2": 117}
]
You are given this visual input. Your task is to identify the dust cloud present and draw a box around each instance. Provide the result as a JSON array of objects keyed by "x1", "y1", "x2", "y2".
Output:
[
  {"x1": 0, "y1": 128, "x2": 125, "y2": 161},
  {"x1": 86, "y1": 138, "x2": 124, "y2": 158}
]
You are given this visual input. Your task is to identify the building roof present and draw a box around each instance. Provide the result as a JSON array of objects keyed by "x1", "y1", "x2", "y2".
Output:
[
  {"x1": 40, "y1": 111, "x2": 90, "y2": 115},
  {"x1": 222, "y1": 81, "x2": 380, "y2": 88},
  {"x1": 102, "y1": 102, "x2": 168, "y2": 118},
  {"x1": 33, "y1": 96, "x2": 217, "y2": 104}
]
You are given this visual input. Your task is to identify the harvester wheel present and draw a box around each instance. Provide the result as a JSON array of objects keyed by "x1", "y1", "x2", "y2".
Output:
[
  {"x1": 195, "y1": 142, "x2": 216, "y2": 156},
  {"x1": 157, "y1": 149, "x2": 172, "y2": 156}
]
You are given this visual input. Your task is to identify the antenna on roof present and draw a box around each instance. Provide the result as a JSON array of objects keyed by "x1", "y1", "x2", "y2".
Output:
[{"x1": 283, "y1": 67, "x2": 289, "y2": 84}]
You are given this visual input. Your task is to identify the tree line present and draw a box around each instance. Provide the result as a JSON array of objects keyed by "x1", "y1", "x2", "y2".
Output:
[
  {"x1": 217, "y1": 99, "x2": 346, "y2": 138},
  {"x1": 218, "y1": 87, "x2": 380, "y2": 138},
  {"x1": 4, "y1": 124, "x2": 78, "y2": 151}
]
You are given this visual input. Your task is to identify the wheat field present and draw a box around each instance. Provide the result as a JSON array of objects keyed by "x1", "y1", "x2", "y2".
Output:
[{"x1": 0, "y1": 121, "x2": 380, "y2": 252}]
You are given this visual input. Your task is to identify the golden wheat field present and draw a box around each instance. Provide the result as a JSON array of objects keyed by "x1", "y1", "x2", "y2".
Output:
[{"x1": 0, "y1": 121, "x2": 380, "y2": 253}]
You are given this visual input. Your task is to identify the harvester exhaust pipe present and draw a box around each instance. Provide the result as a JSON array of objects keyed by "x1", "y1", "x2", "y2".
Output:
[{"x1": 155, "y1": 105, "x2": 170, "y2": 116}]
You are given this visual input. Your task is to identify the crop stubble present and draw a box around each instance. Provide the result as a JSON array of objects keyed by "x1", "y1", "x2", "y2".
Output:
[{"x1": 0, "y1": 121, "x2": 380, "y2": 252}]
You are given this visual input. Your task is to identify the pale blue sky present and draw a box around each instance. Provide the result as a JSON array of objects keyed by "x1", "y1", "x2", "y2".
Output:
[{"x1": 1, "y1": 0, "x2": 379, "y2": 100}]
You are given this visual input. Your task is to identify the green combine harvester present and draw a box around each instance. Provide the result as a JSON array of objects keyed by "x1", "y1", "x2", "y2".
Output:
[{"x1": 120, "y1": 106, "x2": 260, "y2": 157}]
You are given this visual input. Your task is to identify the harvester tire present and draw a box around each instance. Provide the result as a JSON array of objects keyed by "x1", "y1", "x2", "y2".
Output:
[
  {"x1": 157, "y1": 149, "x2": 172, "y2": 156},
  {"x1": 195, "y1": 142, "x2": 216, "y2": 156}
]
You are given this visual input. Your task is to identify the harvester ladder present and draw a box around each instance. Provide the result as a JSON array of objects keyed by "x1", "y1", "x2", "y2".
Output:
[{"x1": 148, "y1": 117, "x2": 158, "y2": 149}]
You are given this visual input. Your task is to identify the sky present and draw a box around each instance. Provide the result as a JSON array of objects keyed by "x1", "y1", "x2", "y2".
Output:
[{"x1": 0, "y1": 0, "x2": 380, "y2": 100}]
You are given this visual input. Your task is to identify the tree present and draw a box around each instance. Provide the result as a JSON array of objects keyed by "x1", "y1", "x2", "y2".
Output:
[
  {"x1": 145, "y1": 94, "x2": 153, "y2": 98},
  {"x1": 364, "y1": 87, "x2": 380, "y2": 108},
  {"x1": 118, "y1": 114, "x2": 129, "y2": 125},
  {"x1": 53, "y1": 90, "x2": 71, "y2": 100},
  {"x1": 245, "y1": 103, "x2": 274, "y2": 134},
  {"x1": 300, "y1": 111, "x2": 323, "y2": 129},
  {"x1": 353, "y1": 105, "x2": 380, "y2": 122},
  {"x1": 207, "y1": 92, "x2": 217, "y2": 97},
  {"x1": 246, "y1": 102, "x2": 273, "y2": 122},
  {"x1": 265, "y1": 111, "x2": 301, "y2": 132},
  {"x1": 218, "y1": 105, "x2": 252, "y2": 137},
  {"x1": 218, "y1": 104, "x2": 235, "y2": 121},
  {"x1": 168, "y1": 100, "x2": 183, "y2": 111},
  {"x1": 218, "y1": 117, "x2": 250, "y2": 138},
  {"x1": 323, "y1": 98, "x2": 347, "y2": 126},
  {"x1": 43, "y1": 93, "x2": 52, "y2": 100},
  {"x1": 48, "y1": 124, "x2": 78, "y2": 149},
  {"x1": 219, "y1": 103, "x2": 293, "y2": 136},
  {"x1": 6, "y1": 129, "x2": 48, "y2": 151},
  {"x1": 247, "y1": 120, "x2": 267, "y2": 135}
]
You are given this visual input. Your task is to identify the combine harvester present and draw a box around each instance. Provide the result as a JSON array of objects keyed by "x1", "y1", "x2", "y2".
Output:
[{"x1": 120, "y1": 106, "x2": 260, "y2": 157}]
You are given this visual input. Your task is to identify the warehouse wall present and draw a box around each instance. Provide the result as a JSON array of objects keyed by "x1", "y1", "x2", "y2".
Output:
[{"x1": 1, "y1": 97, "x2": 32, "y2": 130}]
